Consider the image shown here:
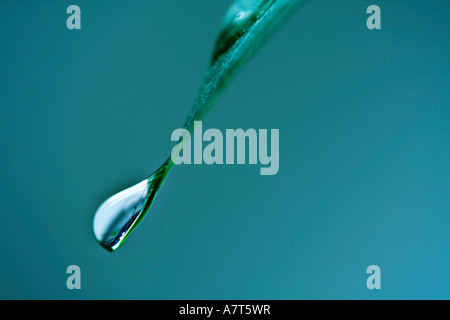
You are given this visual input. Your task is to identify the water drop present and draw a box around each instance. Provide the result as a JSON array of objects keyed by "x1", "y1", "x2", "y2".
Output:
[{"x1": 93, "y1": 158, "x2": 172, "y2": 251}]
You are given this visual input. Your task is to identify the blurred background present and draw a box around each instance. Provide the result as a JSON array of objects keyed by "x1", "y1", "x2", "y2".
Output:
[{"x1": 0, "y1": 0, "x2": 448, "y2": 299}]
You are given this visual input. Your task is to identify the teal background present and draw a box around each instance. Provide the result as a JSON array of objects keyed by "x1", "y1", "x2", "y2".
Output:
[{"x1": 0, "y1": 0, "x2": 449, "y2": 299}]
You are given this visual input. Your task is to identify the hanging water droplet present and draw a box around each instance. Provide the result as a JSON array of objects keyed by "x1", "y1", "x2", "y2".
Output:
[
  {"x1": 93, "y1": 180, "x2": 149, "y2": 251},
  {"x1": 93, "y1": 158, "x2": 172, "y2": 251}
]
